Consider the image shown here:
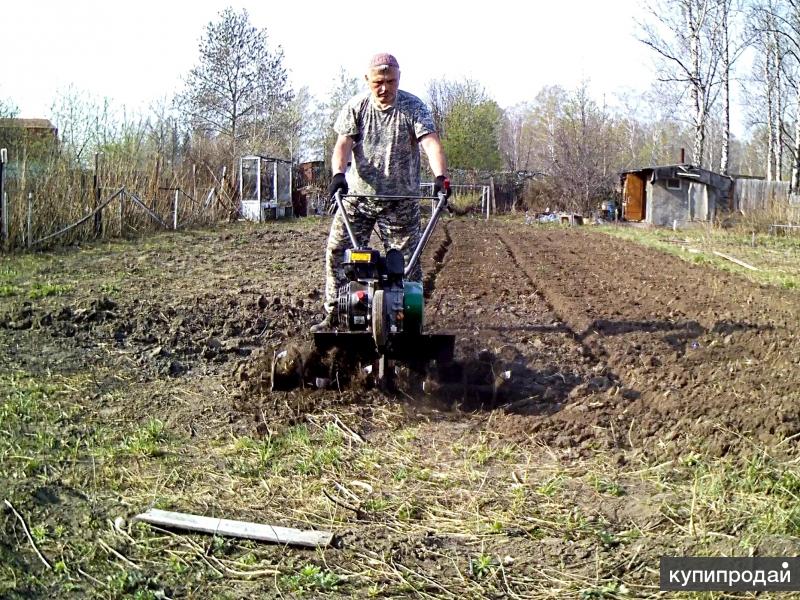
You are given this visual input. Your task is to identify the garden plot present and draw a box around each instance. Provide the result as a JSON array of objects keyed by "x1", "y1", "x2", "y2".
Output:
[{"x1": 2, "y1": 217, "x2": 799, "y2": 599}]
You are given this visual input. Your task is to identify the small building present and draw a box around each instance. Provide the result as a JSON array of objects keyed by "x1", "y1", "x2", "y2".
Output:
[
  {"x1": 292, "y1": 160, "x2": 325, "y2": 216},
  {"x1": 238, "y1": 155, "x2": 293, "y2": 221},
  {"x1": 0, "y1": 118, "x2": 59, "y2": 162},
  {"x1": 0, "y1": 118, "x2": 58, "y2": 142},
  {"x1": 621, "y1": 164, "x2": 732, "y2": 226}
]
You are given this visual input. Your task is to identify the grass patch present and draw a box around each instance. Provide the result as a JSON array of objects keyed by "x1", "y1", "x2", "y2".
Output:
[
  {"x1": 28, "y1": 282, "x2": 72, "y2": 299},
  {"x1": 281, "y1": 564, "x2": 341, "y2": 593},
  {"x1": 99, "y1": 281, "x2": 121, "y2": 295},
  {"x1": 227, "y1": 423, "x2": 345, "y2": 479},
  {"x1": 4, "y1": 367, "x2": 800, "y2": 597},
  {"x1": 671, "y1": 451, "x2": 800, "y2": 543},
  {"x1": 590, "y1": 476, "x2": 627, "y2": 497},
  {"x1": 122, "y1": 418, "x2": 170, "y2": 457},
  {"x1": 0, "y1": 283, "x2": 22, "y2": 297},
  {"x1": 3, "y1": 329, "x2": 800, "y2": 598},
  {"x1": 598, "y1": 224, "x2": 800, "y2": 290}
]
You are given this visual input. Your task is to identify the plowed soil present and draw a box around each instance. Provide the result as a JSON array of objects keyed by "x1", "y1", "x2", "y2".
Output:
[
  {"x1": 3, "y1": 216, "x2": 800, "y2": 598},
  {"x1": 4, "y1": 218, "x2": 799, "y2": 456},
  {"x1": 237, "y1": 218, "x2": 800, "y2": 459}
]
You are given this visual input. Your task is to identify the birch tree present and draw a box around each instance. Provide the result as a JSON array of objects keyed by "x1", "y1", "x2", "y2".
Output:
[
  {"x1": 751, "y1": 0, "x2": 800, "y2": 188},
  {"x1": 500, "y1": 103, "x2": 537, "y2": 172},
  {"x1": 719, "y1": 0, "x2": 733, "y2": 173},
  {"x1": 639, "y1": 0, "x2": 725, "y2": 168},
  {"x1": 759, "y1": 1, "x2": 787, "y2": 180},
  {"x1": 310, "y1": 68, "x2": 361, "y2": 170}
]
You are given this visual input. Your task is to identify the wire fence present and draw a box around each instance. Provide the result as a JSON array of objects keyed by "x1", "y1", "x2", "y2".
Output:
[
  {"x1": 0, "y1": 147, "x2": 506, "y2": 251},
  {"x1": 7, "y1": 185, "x2": 225, "y2": 250},
  {"x1": 0, "y1": 149, "x2": 234, "y2": 251},
  {"x1": 420, "y1": 182, "x2": 493, "y2": 219}
]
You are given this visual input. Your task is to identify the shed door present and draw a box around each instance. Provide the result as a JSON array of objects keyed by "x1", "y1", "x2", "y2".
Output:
[{"x1": 624, "y1": 174, "x2": 646, "y2": 221}]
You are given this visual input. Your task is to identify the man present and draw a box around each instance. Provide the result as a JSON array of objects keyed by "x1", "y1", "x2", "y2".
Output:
[{"x1": 311, "y1": 52, "x2": 449, "y2": 332}]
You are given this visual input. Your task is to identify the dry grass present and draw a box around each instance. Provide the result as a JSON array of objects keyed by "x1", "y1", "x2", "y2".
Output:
[
  {"x1": 2, "y1": 150, "x2": 231, "y2": 250},
  {"x1": 3, "y1": 224, "x2": 799, "y2": 598},
  {"x1": 596, "y1": 219, "x2": 800, "y2": 291},
  {"x1": 449, "y1": 192, "x2": 483, "y2": 216},
  {"x1": 3, "y1": 359, "x2": 799, "y2": 598},
  {"x1": 730, "y1": 201, "x2": 800, "y2": 235}
]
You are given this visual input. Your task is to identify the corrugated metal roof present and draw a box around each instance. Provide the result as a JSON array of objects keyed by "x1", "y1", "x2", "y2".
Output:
[
  {"x1": 622, "y1": 163, "x2": 732, "y2": 193},
  {"x1": 621, "y1": 163, "x2": 695, "y2": 174}
]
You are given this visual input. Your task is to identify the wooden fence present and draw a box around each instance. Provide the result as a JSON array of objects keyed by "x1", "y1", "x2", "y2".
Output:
[{"x1": 732, "y1": 178, "x2": 790, "y2": 212}]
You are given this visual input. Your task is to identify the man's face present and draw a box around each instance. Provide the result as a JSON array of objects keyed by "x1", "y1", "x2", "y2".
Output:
[{"x1": 366, "y1": 67, "x2": 400, "y2": 108}]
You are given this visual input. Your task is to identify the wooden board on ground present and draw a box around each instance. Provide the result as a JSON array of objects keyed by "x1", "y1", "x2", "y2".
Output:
[
  {"x1": 133, "y1": 508, "x2": 334, "y2": 548},
  {"x1": 711, "y1": 250, "x2": 760, "y2": 271}
]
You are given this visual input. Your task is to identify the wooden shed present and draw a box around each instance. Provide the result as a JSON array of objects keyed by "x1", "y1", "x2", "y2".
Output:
[
  {"x1": 0, "y1": 118, "x2": 59, "y2": 163},
  {"x1": 0, "y1": 118, "x2": 58, "y2": 144},
  {"x1": 621, "y1": 164, "x2": 732, "y2": 226},
  {"x1": 292, "y1": 160, "x2": 325, "y2": 216}
]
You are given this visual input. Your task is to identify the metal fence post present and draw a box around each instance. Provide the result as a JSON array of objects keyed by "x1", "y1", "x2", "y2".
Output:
[
  {"x1": 0, "y1": 148, "x2": 6, "y2": 247},
  {"x1": 211, "y1": 187, "x2": 216, "y2": 222},
  {"x1": 93, "y1": 152, "x2": 102, "y2": 238},
  {"x1": 119, "y1": 188, "x2": 125, "y2": 236},
  {"x1": 1, "y1": 192, "x2": 7, "y2": 249},
  {"x1": 173, "y1": 189, "x2": 179, "y2": 230},
  {"x1": 273, "y1": 159, "x2": 278, "y2": 206},
  {"x1": 218, "y1": 165, "x2": 226, "y2": 221},
  {"x1": 27, "y1": 192, "x2": 33, "y2": 249}
]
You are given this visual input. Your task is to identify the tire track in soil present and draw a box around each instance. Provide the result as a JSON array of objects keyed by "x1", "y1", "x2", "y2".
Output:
[
  {"x1": 229, "y1": 219, "x2": 800, "y2": 457},
  {"x1": 496, "y1": 230, "x2": 610, "y2": 367},
  {"x1": 491, "y1": 228, "x2": 638, "y2": 450},
  {"x1": 421, "y1": 220, "x2": 606, "y2": 434}
]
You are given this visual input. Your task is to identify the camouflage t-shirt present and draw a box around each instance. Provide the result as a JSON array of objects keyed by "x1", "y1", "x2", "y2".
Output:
[{"x1": 334, "y1": 90, "x2": 436, "y2": 197}]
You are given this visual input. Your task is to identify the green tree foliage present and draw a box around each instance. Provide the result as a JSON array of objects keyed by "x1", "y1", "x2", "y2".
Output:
[
  {"x1": 427, "y1": 79, "x2": 487, "y2": 138},
  {"x1": 442, "y1": 99, "x2": 504, "y2": 171},
  {"x1": 426, "y1": 78, "x2": 503, "y2": 171}
]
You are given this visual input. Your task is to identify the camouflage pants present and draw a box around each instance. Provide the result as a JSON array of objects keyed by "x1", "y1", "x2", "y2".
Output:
[{"x1": 324, "y1": 197, "x2": 422, "y2": 315}]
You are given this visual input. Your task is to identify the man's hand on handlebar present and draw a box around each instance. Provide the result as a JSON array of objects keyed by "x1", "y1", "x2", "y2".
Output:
[
  {"x1": 328, "y1": 173, "x2": 348, "y2": 198},
  {"x1": 433, "y1": 175, "x2": 451, "y2": 199},
  {"x1": 325, "y1": 173, "x2": 348, "y2": 215}
]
